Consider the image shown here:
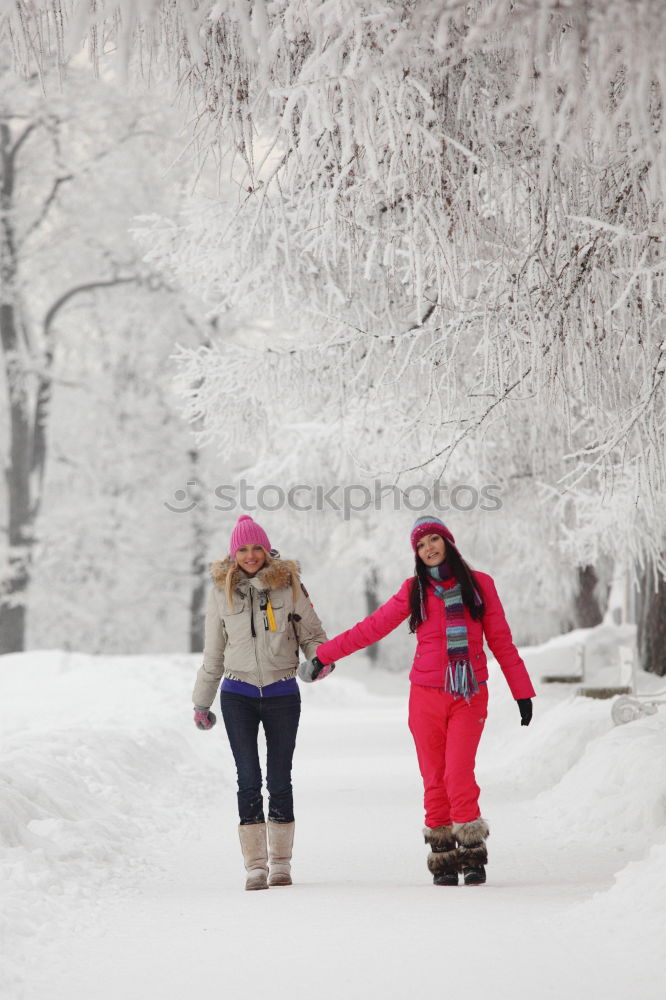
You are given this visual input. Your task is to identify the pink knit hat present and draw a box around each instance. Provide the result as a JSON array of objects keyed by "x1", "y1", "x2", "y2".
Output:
[
  {"x1": 229, "y1": 514, "x2": 271, "y2": 559},
  {"x1": 410, "y1": 516, "x2": 455, "y2": 552}
]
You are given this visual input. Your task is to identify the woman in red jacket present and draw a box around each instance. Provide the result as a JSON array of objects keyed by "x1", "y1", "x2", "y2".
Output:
[{"x1": 298, "y1": 516, "x2": 535, "y2": 887}]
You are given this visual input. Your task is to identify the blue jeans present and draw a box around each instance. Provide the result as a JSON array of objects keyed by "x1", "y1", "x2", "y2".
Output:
[{"x1": 220, "y1": 690, "x2": 301, "y2": 825}]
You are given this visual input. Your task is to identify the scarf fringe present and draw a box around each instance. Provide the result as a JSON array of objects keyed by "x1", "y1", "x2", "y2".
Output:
[{"x1": 444, "y1": 659, "x2": 479, "y2": 702}]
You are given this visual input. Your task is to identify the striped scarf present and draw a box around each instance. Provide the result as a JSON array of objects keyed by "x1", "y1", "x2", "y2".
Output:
[{"x1": 425, "y1": 563, "x2": 479, "y2": 701}]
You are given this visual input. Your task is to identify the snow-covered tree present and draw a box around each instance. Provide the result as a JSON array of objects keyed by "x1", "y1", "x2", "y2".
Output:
[
  {"x1": 0, "y1": 66, "x2": 218, "y2": 654},
  {"x1": 0, "y1": 71, "x2": 145, "y2": 651},
  {"x1": 3, "y1": 1, "x2": 664, "y2": 667}
]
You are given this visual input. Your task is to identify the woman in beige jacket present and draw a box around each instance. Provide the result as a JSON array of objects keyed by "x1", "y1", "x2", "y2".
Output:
[{"x1": 192, "y1": 514, "x2": 329, "y2": 890}]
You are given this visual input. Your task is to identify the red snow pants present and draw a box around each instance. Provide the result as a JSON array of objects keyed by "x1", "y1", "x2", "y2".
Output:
[{"x1": 408, "y1": 682, "x2": 488, "y2": 828}]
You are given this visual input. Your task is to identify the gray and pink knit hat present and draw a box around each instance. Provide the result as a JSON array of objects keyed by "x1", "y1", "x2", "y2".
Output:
[
  {"x1": 410, "y1": 516, "x2": 455, "y2": 552},
  {"x1": 229, "y1": 514, "x2": 271, "y2": 559}
]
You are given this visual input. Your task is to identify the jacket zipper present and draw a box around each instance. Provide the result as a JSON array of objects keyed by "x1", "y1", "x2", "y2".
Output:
[
  {"x1": 249, "y1": 588, "x2": 263, "y2": 695},
  {"x1": 440, "y1": 597, "x2": 447, "y2": 690}
]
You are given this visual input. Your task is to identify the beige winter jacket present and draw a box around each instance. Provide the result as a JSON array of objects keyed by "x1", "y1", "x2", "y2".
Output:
[{"x1": 192, "y1": 557, "x2": 328, "y2": 708}]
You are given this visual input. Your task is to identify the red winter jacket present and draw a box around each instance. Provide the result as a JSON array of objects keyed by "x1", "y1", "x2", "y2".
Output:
[{"x1": 315, "y1": 572, "x2": 536, "y2": 700}]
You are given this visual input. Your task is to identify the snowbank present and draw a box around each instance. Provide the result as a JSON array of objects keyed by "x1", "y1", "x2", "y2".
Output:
[
  {"x1": 0, "y1": 651, "x2": 223, "y2": 999},
  {"x1": 480, "y1": 625, "x2": 666, "y2": 850},
  {"x1": 534, "y1": 713, "x2": 666, "y2": 844},
  {"x1": 520, "y1": 620, "x2": 637, "y2": 685},
  {"x1": 2, "y1": 626, "x2": 665, "y2": 998}
]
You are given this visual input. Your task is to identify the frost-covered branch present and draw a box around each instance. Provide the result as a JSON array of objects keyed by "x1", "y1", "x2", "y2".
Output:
[
  {"x1": 5, "y1": 0, "x2": 664, "y2": 567},
  {"x1": 19, "y1": 171, "x2": 73, "y2": 246}
]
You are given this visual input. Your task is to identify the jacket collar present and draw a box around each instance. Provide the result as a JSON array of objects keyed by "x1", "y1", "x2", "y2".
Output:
[{"x1": 211, "y1": 556, "x2": 298, "y2": 593}]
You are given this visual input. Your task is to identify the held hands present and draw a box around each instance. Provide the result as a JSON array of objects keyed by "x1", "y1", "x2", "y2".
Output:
[
  {"x1": 298, "y1": 656, "x2": 336, "y2": 683},
  {"x1": 517, "y1": 698, "x2": 533, "y2": 727},
  {"x1": 194, "y1": 707, "x2": 217, "y2": 730}
]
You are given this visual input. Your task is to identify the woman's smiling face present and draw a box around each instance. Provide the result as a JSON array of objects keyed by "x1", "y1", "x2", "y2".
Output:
[
  {"x1": 235, "y1": 544, "x2": 267, "y2": 575},
  {"x1": 416, "y1": 533, "x2": 447, "y2": 567}
]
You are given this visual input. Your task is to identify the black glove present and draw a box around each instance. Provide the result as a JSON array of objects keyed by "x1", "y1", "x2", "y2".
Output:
[
  {"x1": 297, "y1": 656, "x2": 335, "y2": 683},
  {"x1": 517, "y1": 698, "x2": 533, "y2": 727}
]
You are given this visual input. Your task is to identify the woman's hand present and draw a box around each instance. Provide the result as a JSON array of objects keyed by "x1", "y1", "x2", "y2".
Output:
[
  {"x1": 194, "y1": 707, "x2": 217, "y2": 730},
  {"x1": 517, "y1": 698, "x2": 533, "y2": 727},
  {"x1": 298, "y1": 656, "x2": 335, "y2": 683}
]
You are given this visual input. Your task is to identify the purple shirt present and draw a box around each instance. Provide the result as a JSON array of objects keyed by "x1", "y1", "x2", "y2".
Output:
[{"x1": 221, "y1": 676, "x2": 299, "y2": 698}]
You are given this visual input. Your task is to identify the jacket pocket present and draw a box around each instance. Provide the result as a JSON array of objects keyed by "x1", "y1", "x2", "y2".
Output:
[
  {"x1": 266, "y1": 597, "x2": 287, "y2": 633},
  {"x1": 222, "y1": 605, "x2": 248, "y2": 644},
  {"x1": 265, "y1": 628, "x2": 299, "y2": 671}
]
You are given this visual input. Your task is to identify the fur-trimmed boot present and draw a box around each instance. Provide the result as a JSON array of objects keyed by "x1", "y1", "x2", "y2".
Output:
[
  {"x1": 267, "y1": 820, "x2": 295, "y2": 887},
  {"x1": 238, "y1": 823, "x2": 269, "y2": 890},
  {"x1": 453, "y1": 818, "x2": 489, "y2": 885},
  {"x1": 424, "y1": 825, "x2": 460, "y2": 886}
]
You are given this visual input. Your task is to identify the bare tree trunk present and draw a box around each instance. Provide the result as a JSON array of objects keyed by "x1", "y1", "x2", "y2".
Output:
[
  {"x1": 0, "y1": 121, "x2": 33, "y2": 653},
  {"x1": 364, "y1": 566, "x2": 380, "y2": 663},
  {"x1": 637, "y1": 566, "x2": 666, "y2": 677},
  {"x1": 571, "y1": 565, "x2": 605, "y2": 629},
  {"x1": 187, "y1": 381, "x2": 208, "y2": 654},
  {"x1": 188, "y1": 457, "x2": 207, "y2": 654}
]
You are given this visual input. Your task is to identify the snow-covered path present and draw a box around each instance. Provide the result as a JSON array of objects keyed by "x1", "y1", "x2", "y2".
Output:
[{"x1": 8, "y1": 647, "x2": 665, "y2": 1000}]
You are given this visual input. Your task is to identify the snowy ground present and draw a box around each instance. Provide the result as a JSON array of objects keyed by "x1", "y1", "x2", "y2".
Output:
[{"x1": 2, "y1": 628, "x2": 666, "y2": 1000}]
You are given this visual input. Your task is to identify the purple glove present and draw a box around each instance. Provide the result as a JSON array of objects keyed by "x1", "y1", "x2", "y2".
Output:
[
  {"x1": 298, "y1": 656, "x2": 335, "y2": 683},
  {"x1": 194, "y1": 707, "x2": 217, "y2": 730}
]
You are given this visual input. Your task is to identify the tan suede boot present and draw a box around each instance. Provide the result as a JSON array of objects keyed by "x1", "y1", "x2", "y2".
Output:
[
  {"x1": 238, "y1": 823, "x2": 269, "y2": 890},
  {"x1": 267, "y1": 820, "x2": 295, "y2": 887}
]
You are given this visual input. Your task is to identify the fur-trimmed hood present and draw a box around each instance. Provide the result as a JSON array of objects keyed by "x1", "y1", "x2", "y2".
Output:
[{"x1": 211, "y1": 556, "x2": 300, "y2": 594}]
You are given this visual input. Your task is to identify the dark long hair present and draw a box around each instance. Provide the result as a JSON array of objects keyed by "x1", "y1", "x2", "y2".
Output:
[{"x1": 408, "y1": 544, "x2": 485, "y2": 633}]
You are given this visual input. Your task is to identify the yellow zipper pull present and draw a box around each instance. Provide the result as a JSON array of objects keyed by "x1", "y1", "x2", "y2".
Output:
[{"x1": 266, "y1": 598, "x2": 277, "y2": 631}]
